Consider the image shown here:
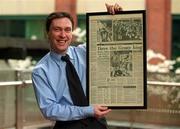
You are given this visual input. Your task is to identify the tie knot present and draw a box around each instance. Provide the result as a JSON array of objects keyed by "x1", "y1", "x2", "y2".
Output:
[{"x1": 61, "y1": 54, "x2": 70, "y2": 62}]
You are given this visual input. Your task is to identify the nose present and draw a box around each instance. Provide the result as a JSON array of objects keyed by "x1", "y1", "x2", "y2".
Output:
[{"x1": 59, "y1": 30, "x2": 66, "y2": 38}]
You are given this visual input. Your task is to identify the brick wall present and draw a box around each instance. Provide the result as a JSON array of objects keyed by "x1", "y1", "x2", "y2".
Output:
[{"x1": 146, "y1": 0, "x2": 171, "y2": 59}]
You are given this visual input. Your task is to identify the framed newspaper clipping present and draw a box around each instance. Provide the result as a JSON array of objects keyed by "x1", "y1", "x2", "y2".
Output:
[{"x1": 86, "y1": 10, "x2": 146, "y2": 109}]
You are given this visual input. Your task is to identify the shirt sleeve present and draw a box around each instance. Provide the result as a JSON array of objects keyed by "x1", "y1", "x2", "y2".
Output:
[
  {"x1": 78, "y1": 42, "x2": 86, "y2": 50},
  {"x1": 32, "y1": 70, "x2": 94, "y2": 121}
]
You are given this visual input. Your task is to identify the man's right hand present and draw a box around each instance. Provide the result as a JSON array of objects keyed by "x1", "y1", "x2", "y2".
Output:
[
  {"x1": 93, "y1": 105, "x2": 111, "y2": 119},
  {"x1": 105, "y1": 3, "x2": 122, "y2": 15}
]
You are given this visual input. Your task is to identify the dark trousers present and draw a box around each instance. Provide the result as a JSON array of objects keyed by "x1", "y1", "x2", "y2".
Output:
[{"x1": 53, "y1": 117, "x2": 108, "y2": 129}]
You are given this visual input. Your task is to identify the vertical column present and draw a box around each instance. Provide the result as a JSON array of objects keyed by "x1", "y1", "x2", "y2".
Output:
[
  {"x1": 55, "y1": 0, "x2": 77, "y2": 28},
  {"x1": 146, "y1": 0, "x2": 171, "y2": 59}
]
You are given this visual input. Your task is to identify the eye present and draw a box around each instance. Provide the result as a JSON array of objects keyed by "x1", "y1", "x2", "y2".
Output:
[
  {"x1": 65, "y1": 27, "x2": 72, "y2": 33},
  {"x1": 54, "y1": 27, "x2": 60, "y2": 32}
]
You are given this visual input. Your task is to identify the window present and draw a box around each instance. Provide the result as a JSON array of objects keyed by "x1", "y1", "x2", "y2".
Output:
[
  {"x1": 172, "y1": 15, "x2": 180, "y2": 59},
  {"x1": 0, "y1": 20, "x2": 25, "y2": 38}
]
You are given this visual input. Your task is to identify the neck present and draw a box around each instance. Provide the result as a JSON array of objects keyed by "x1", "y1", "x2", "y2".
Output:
[{"x1": 51, "y1": 49, "x2": 67, "y2": 56}]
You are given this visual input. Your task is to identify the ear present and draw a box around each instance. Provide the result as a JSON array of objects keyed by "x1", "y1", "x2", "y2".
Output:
[{"x1": 46, "y1": 32, "x2": 51, "y2": 40}]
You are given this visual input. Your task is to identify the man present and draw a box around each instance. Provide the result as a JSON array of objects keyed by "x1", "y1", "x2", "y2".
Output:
[{"x1": 32, "y1": 3, "x2": 121, "y2": 129}]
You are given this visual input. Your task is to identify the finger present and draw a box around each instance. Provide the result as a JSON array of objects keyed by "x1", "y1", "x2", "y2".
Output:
[
  {"x1": 114, "y1": 3, "x2": 119, "y2": 11},
  {"x1": 105, "y1": 3, "x2": 109, "y2": 9},
  {"x1": 106, "y1": 4, "x2": 115, "y2": 15},
  {"x1": 98, "y1": 106, "x2": 108, "y2": 111},
  {"x1": 114, "y1": 3, "x2": 122, "y2": 12},
  {"x1": 118, "y1": 6, "x2": 123, "y2": 11},
  {"x1": 99, "y1": 109, "x2": 111, "y2": 117},
  {"x1": 111, "y1": 5, "x2": 115, "y2": 15},
  {"x1": 105, "y1": 3, "x2": 111, "y2": 13},
  {"x1": 102, "y1": 109, "x2": 111, "y2": 114}
]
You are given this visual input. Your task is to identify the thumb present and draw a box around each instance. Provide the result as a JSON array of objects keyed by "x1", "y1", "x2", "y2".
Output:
[{"x1": 99, "y1": 106, "x2": 108, "y2": 111}]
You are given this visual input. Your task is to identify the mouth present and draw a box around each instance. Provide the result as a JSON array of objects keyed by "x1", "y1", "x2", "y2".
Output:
[{"x1": 56, "y1": 40, "x2": 67, "y2": 45}]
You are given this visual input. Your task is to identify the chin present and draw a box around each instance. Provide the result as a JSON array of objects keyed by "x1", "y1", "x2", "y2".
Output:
[{"x1": 57, "y1": 48, "x2": 68, "y2": 54}]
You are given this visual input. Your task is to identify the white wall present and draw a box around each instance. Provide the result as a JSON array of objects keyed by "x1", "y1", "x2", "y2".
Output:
[
  {"x1": 77, "y1": 0, "x2": 145, "y2": 14},
  {"x1": 0, "y1": 0, "x2": 54, "y2": 15},
  {"x1": 172, "y1": 0, "x2": 180, "y2": 14},
  {"x1": 0, "y1": 0, "x2": 179, "y2": 15}
]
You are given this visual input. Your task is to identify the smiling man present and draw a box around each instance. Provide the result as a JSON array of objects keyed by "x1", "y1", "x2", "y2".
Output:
[{"x1": 32, "y1": 4, "x2": 122, "y2": 129}]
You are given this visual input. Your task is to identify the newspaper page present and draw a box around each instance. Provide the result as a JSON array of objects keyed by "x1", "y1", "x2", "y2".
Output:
[{"x1": 88, "y1": 11, "x2": 146, "y2": 107}]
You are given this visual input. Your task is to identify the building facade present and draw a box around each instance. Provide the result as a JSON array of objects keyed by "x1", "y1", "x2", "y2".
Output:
[{"x1": 0, "y1": 0, "x2": 179, "y2": 59}]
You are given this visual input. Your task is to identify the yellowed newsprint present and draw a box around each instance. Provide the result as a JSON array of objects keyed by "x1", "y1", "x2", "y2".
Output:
[{"x1": 87, "y1": 11, "x2": 146, "y2": 108}]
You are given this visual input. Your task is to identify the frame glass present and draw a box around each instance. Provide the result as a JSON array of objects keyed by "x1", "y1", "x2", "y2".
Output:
[{"x1": 86, "y1": 10, "x2": 147, "y2": 109}]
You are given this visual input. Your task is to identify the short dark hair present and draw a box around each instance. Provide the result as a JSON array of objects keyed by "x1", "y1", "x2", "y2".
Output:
[{"x1": 45, "y1": 12, "x2": 74, "y2": 33}]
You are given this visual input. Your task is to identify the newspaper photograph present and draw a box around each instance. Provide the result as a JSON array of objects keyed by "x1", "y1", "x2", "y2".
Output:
[{"x1": 87, "y1": 11, "x2": 146, "y2": 108}]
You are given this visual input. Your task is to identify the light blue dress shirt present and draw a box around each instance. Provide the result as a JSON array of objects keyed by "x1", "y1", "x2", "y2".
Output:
[{"x1": 32, "y1": 44, "x2": 94, "y2": 121}]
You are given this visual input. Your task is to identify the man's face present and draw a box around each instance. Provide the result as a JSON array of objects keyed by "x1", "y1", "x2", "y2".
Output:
[{"x1": 48, "y1": 17, "x2": 73, "y2": 54}]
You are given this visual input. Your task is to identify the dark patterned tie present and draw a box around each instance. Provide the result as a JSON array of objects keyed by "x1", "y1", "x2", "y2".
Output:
[{"x1": 61, "y1": 54, "x2": 88, "y2": 106}]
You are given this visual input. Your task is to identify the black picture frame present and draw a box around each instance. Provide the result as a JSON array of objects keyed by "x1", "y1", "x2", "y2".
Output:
[{"x1": 86, "y1": 10, "x2": 147, "y2": 109}]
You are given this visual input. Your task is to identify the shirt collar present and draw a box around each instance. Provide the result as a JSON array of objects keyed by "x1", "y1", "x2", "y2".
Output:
[
  {"x1": 50, "y1": 46, "x2": 74, "y2": 62},
  {"x1": 66, "y1": 47, "x2": 74, "y2": 60}
]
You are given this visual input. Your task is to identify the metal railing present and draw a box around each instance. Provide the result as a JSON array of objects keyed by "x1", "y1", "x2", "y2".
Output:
[
  {"x1": 0, "y1": 80, "x2": 32, "y2": 87},
  {"x1": 0, "y1": 80, "x2": 180, "y2": 129},
  {"x1": 1, "y1": 80, "x2": 180, "y2": 87},
  {"x1": 0, "y1": 79, "x2": 52, "y2": 129}
]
